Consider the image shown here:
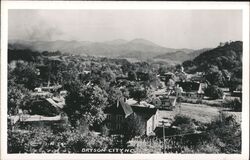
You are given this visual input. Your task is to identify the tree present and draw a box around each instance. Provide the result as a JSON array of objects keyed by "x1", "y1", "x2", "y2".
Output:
[
  {"x1": 206, "y1": 113, "x2": 241, "y2": 153},
  {"x1": 204, "y1": 85, "x2": 224, "y2": 100},
  {"x1": 101, "y1": 69, "x2": 116, "y2": 82},
  {"x1": 130, "y1": 87, "x2": 147, "y2": 104},
  {"x1": 171, "y1": 115, "x2": 197, "y2": 134},
  {"x1": 223, "y1": 98, "x2": 242, "y2": 112},
  {"x1": 106, "y1": 87, "x2": 123, "y2": 107},
  {"x1": 8, "y1": 74, "x2": 30, "y2": 115},
  {"x1": 122, "y1": 114, "x2": 145, "y2": 143},
  {"x1": 11, "y1": 61, "x2": 41, "y2": 90},
  {"x1": 63, "y1": 81, "x2": 108, "y2": 127},
  {"x1": 205, "y1": 66, "x2": 224, "y2": 86},
  {"x1": 8, "y1": 84, "x2": 26, "y2": 115},
  {"x1": 128, "y1": 70, "x2": 137, "y2": 81}
]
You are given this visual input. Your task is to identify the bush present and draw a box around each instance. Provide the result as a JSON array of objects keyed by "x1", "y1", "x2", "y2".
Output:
[
  {"x1": 204, "y1": 85, "x2": 224, "y2": 100},
  {"x1": 8, "y1": 126, "x2": 114, "y2": 153},
  {"x1": 223, "y1": 98, "x2": 242, "y2": 112},
  {"x1": 205, "y1": 113, "x2": 241, "y2": 153},
  {"x1": 66, "y1": 131, "x2": 114, "y2": 153}
]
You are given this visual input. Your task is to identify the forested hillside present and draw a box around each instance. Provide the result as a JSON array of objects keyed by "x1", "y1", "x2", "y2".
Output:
[
  {"x1": 183, "y1": 41, "x2": 242, "y2": 73},
  {"x1": 183, "y1": 41, "x2": 242, "y2": 88}
]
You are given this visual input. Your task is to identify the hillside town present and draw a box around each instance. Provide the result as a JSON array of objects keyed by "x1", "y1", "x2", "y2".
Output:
[{"x1": 8, "y1": 41, "x2": 242, "y2": 153}]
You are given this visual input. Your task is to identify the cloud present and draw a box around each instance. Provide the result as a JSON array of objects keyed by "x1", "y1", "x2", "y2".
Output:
[
  {"x1": 9, "y1": 10, "x2": 63, "y2": 41},
  {"x1": 25, "y1": 25, "x2": 63, "y2": 41}
]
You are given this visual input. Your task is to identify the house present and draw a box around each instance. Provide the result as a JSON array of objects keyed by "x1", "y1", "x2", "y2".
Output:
[
  {"x1": 41, "y1": 85, "x2": 62, "y2": 92},
  {"x1": 104, "y1": 98, "x2": 133, "y2": 134},
  {"x1": 146, "y1": 110, "x2": 175, "y2": 136},
  {"x1": 175, "y1": 66, "x2": 187, "y2": 82},
  {"x1": 28, "y1": 98, "x2": 64, "y2": 117},
  {"x1": 59, "y1": 90, "x2": 68, "y2": 97},
  {"x1": 34, "y1": 87, "x2": 42, "y2": 92},
  {"x1": 8, "y1": 98, "x2": 65, "y2": 129},
  {"x1": 188, "y1": 72, "x2": 205, "y2": 82},
  {"x1": 175, "y1": 81, "x2": 204, "y2": 99},
  {"x1": 129, "y1": 100, "x2": 157, "y2": 135},
  {"x1": 151, "y1": 95, "x2": 176, "y2": 110},
  {"x1": 104, "y1": 98, "x2": 157, "y2": 135},
  {"x1": 31, "y1": 90, "x2": 53, "y2": 98}
]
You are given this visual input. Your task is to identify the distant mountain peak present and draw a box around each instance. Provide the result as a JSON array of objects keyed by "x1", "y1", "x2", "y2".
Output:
[
  {"x1": 128, "y1": 38, "x2": 159, "y2": 47},
  {"x1": 104, "y1": 39, "x2": 128, "y2": 45}
]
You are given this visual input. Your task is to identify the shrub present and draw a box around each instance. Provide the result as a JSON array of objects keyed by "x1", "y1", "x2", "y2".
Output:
[
  {"x1": 204, "y1": 85, "x2": 224, "y2": 100},
  {"x1": 206, "y1": 113, "x2": 241, "y2": 153},
  {"x1": 8, "y1": 126, "x2": 114, "y2": 153},
  {"x1": 223, "y1": 98, "x2": 242, "y2": 112}
]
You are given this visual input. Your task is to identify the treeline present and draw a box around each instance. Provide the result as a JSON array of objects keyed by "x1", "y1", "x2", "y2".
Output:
[{"x1": 183, "y1": 41, "x2": 242, "y2": 89}]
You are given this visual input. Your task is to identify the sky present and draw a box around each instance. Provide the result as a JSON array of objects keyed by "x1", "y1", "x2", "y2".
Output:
[{"x1": 8, "y1": 10, "x2": 242, "y2": 49}]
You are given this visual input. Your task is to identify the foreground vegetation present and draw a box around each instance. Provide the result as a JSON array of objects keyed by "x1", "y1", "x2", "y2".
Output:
[{"x1": 8, "y1": 112, "x2": 241, "y2": 153}]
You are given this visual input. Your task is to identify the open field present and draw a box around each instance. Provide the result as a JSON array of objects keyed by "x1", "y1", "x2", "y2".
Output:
[
  {"x1": 178, "y1": 103, "x2": 220, "y2": 123},
  {"x1": 175, "y1": 103, "x2": 241, "y2": 124}
]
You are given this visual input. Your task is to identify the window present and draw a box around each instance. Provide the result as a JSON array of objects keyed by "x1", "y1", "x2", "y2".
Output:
[
  {"x1": 116, "y1": 123, "x2": 121, "y2": 130},
  {"x1": 106, "y1": 114, "x2": 111, "y2": 120}
]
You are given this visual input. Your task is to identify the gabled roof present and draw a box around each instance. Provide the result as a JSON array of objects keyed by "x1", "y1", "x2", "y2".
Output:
[
  {"x1": 132, "y1": 106, "x2": 157, "y2": 117},
  {"x1": 46, "y1": 98, "x2": 64, "y2": 109},
  {"x1": 160, "y1": 96, "x2": 176, "y2": 105}
]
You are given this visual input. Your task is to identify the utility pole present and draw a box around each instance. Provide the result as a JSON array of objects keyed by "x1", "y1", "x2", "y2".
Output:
[{"x1": 160, "y1": 121, "x2": 166, "y2": 153}]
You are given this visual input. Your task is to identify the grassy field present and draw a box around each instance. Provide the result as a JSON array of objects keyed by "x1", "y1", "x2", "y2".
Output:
[
  {"x1": 174, "y1": 102, "x2": 241, "y2": 124},
  {"x1": 176, "y1": 103, "x2": 221, "y2": 123}
]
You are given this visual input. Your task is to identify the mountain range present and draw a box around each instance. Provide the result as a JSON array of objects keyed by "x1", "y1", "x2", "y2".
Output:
[
  {"x1": 153, "y1": 48, "x2": 211, "y2": 63},
  {"x1": 8, "y1": 39, "x2": 209, "y2": 63}
]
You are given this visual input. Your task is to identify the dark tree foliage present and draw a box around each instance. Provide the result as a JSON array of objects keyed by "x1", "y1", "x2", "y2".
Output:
[
  {"x1": 171, "y1": 115, "x2": 198, "y2": 135},
  {"x1": 8, "y1": 49, "x2": 42, "y2": 63},
  {"x1": 205, "y1": 66, "x2": 224, "y2": 86},
  {"x1": 204, "y1": 85, "x2": 224, "y2": 100},
  {"x1": 8, "y1": 126, "x2": 114, "y2": 153},
  {"x1": 63, "y1": 81, "x2": 108, "y2": 127},
  {"x1": 122, "y1": 114, "x2": 145, "y2": 143},
  {"x1": 129, "y1": 87, "x2": 147, "y2": 104},
  {"x1": 223, "y1": 98, "x2": 242, "y2": 112},
  {"x1": 8, "y1": 83, "x2": 29, "y2": 115},
  {"x1": 128, "y1": 70, "x2": 137, "y2": 81},
  {"x1": 206, "y1": 113, "x2": 241, "y2": 153},
  {"x1": 182, "y1": 41, "x2": 242, "y2": 87},
  {"x1": 9, "y1": 61, "x2": 41, "y2": 90},
  {"x1": 106, "y1": 87, "x2": 123, "y2": 107}
]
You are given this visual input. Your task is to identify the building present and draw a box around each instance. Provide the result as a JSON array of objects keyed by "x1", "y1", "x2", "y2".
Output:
[
  {"x1": 104, "y1": 98, "x2": 133, "y2": 134},
  {"x1": 129, "y1": 100, "x2": 157, "y2": 135},
  {"x1": 8, "y1": 97, "x2": 65, "y2": 130},
  {"x1": 175, "y1": 81, "x2": 204, "y2": 99},
  {"x1": 28, "y1": 98, "x2": 64, "y2": 117},
  {"x1": 151, "y1": 95, "x2": 176, "y2": 110},
  {"x1": 104, "y1": 98, "x2": 157, "y2": 135},
  {"x1": 146, "y1": 110, "x2": 175, "y2": 136}
]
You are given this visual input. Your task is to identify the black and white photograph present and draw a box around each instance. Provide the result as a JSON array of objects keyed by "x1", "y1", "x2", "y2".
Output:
[{"x1": 1, "y1": 1, "x2": 249, "y2": 160}]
